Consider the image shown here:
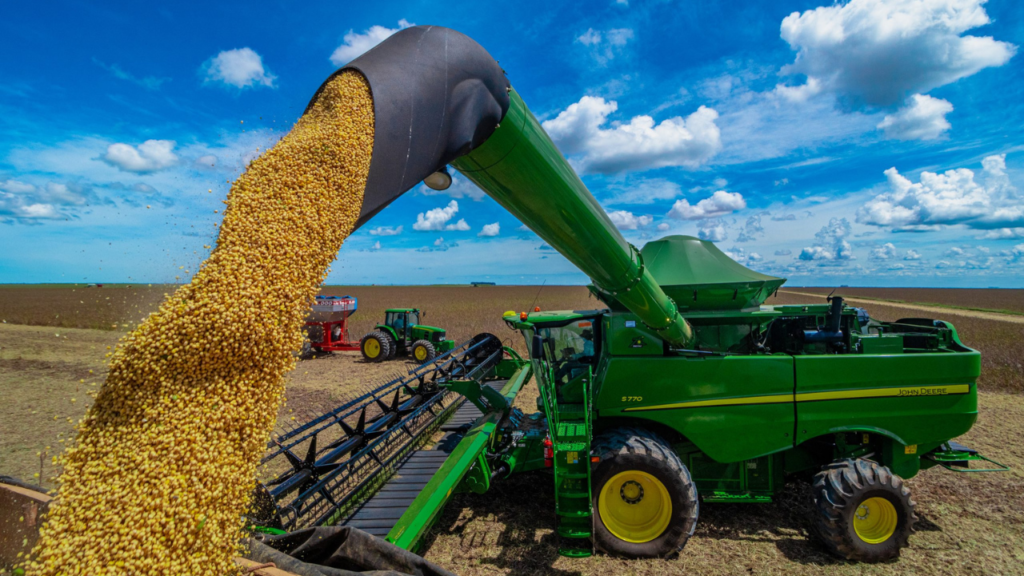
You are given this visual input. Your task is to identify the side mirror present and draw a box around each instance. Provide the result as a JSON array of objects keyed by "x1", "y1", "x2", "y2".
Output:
[{"x1": 531, "y1": 335, "x2": 544, "y2": 359}]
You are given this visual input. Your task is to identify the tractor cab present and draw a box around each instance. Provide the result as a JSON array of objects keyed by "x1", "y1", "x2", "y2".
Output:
[
  {"x1": 360, "y1": 308, "x2": 455, "y2": 363},
  {"x1": 384, "y1": 308, "x2": 419, "y2": 342}
]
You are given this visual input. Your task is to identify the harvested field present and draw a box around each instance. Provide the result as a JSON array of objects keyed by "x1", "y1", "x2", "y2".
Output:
[
  {"x1": 0, "y1": 284, "x2": 169, "y2": 331},
  {"x1": 2, "y1": 285, "x2": 1023, "y2": 575},
  {"x1": 785, "y1": 287, "x2": 1024, "y2": 316}
]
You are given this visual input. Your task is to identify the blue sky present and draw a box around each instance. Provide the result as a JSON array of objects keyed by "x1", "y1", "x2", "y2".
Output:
[{"x1": 2, "y1": 0, "x2": 1023, "y2": 287}]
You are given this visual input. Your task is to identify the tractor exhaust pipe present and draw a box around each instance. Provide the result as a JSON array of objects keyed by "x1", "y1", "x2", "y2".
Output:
[{"x1": 308, "y1": 26, "x2": 510, "y2": 229}]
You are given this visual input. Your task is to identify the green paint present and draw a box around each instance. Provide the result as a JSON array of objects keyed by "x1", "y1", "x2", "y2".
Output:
[{"x1": 453, "y1": 90, "x2": 694, "y2": 348}]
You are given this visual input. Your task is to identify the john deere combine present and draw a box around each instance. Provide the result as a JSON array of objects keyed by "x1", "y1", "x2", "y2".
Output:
[{"x1": 243, "y1": 24, "x2": 1004, "y2": 568}]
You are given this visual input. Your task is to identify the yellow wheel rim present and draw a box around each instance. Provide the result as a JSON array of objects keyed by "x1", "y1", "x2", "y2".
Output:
[
  {"x1": 598, "y1": 470, "x2": 672, "y2": 543},
  {"x1": 364, "y1": 339, "x2": 380, "y2": 358},
  {"x1": 853, "y1": 497, "x2": 898, "y2": 544},
  {"x1": 414, "y1": 346, "x2": 427, "y2": 361}
]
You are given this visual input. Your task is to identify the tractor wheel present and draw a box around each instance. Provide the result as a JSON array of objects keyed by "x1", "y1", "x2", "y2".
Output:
[
  {"x1": 812, "y1": 458, "x2": 917, "y2": 562},
  {"x1": 591, "y1": 427, "x2": 699, "y2": 558},
  {"x1": 385, "y1": 333, "x2": 398, "y2": 360},
  {"x1": 411, "y1": 340, "x2": 436, "y2": 363},
  {"x1": 360, "y1": 331, "x2": 391, "y2": 363}
]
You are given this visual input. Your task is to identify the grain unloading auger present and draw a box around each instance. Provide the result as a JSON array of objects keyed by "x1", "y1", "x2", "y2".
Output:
[{"x1": 246, "y1": 24, "x2": 1006, "y2": 568}]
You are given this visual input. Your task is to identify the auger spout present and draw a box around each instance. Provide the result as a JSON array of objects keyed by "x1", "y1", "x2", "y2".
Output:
[{"x1": 320, "y1": 25, "x2": 694, "y2": 347}]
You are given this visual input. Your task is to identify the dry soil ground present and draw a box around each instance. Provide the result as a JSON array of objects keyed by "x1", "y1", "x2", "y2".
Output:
[{"x1": 2, "y1": 285, "x2": 1023, "y2": 575}]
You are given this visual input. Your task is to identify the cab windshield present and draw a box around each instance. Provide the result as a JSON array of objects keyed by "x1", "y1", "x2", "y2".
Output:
[{"x1": 525, "y1": 318, "x2": 599, "y2": 387}]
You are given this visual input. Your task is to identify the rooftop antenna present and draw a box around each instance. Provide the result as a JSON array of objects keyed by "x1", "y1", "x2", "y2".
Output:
[{"x1": 528, "y1": 280, "x2": 547, "y2": 313}]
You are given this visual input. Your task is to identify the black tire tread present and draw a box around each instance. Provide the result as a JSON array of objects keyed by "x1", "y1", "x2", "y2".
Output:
[
  {"x1": 411, "y1": 339, "x2": 437, "y2": 363},
  {"x1": 360, "y1": 331, "x2": 391, "y2": 363},
  {"x1": 811, "y1": 458, "x2": 917, "y2": 562},
  {"x1": 590, "y1": 427, "x2": 699, "y2": 558}
]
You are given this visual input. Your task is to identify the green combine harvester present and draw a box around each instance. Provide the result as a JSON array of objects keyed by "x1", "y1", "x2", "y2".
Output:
[
  {"x1": 360, "y1": 308, "x2": 454, "y2": 363},
  {"x1": 243, "y1": 25, "x2": 1006, "y2": 569}
]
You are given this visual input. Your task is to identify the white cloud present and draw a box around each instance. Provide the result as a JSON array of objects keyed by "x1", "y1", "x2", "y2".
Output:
[
  {"x1": 329, "y1": 20, "x2": 414, "y2": 66},
  {"x1": 604, "y1": 178, "x2": 682, "y2": 205},
  {"x1": 870, "y1": 242, "x2": 898, "y2": 260},
  {"x1": 368, "y1": 225, "x2": 403, "y2": 236},
  {"x1": 775, "y1": 249, "x2": 793, "y2": 256},
  {"x1": 657, "y1": 222, "x2": 671, "y2": 231},
  {"x1": 1003, "y1": 244, "x2": 1024, "y2": 262},
  {"x1": 857, "y1": 154, "x2": 1022, "y2": 230},
  {"x1": 945, "y1": 246, "x2": 967, "y2": 257},
  {"x1": 576, "y1": 28, "x2": 635, "y2": 65},
  {"x1": 877, "y1": 94, "x2": 953, "y2": 140},
  {"x1": 0, "y1": 180, "x2": 95, "y2": 222},
  {"x1": 419, "y1": 236, "x2": 459, "y2": 252},
  {"x1": 800, "y1": 217, "x2": 855, "y2": 261},
  {"x1": 417, "y1": 176, "x2": 486, "y2": 201},
  {"x1": 101, "y1": 140, "x2": 178, "y2": 173},
  {"x1": 774, "y1": 77, "x2": 822, "y2": 103},
  {"x1": 479, "y1": 222, "x2": 500, "y2": 237},
  {"x1": 607, "y1": 210, "x2": 653, "y2": 230},
  {"x1": 735, "y1": 213, "x2": 765, "y2": 242},
  {"x1": 725, "y1": 247, "x2": 763, "y2": 265},
  {"x1": 371, "y1": 240, "x2": 381, "y2": 251},
  {"x1": 980, "y1": 228, "x2": 1024, "y2": 239},
  {"x1": 668, "y1": 190, "x2": 746, "y2": 220},
  {"x1": 779, "y1": 0, "x2": 1016, "y2": 107},
  {"x1": 195, "y1": 154, "x2": 217, "y2": 169},
  {"x1": 904, "y1": 249, "x2": 922, "y2": 260},
  {"x1": 0, "y1": 179, "x2": 36, "y2": 194},
  {"x1": 542, "y1": 96, "x2": 721, "y2": 173},
  {"x1": 698, "y1": 219, "x2": 727, "y2": 242},
  {"x1": 202, "y1": 48, "x2": 276, "y2": 89},
  {"x1": 413, "y1": 200, "x2": 466, "y2": 231}
]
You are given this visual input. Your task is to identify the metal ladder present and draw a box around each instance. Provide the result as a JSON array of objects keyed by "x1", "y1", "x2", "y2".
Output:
[{"x1": 541, "y1": 367, "x2": 594, "y2": 557}]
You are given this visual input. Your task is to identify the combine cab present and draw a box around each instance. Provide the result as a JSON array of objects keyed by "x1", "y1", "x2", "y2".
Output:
[{"x1": 361, "y1": 308, "x2": 454, "y2": 363}]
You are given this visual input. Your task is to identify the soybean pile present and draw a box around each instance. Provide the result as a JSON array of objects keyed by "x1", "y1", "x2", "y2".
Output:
[{"x1": 25, "y1": 71, "x2": 374, "y2": 575}]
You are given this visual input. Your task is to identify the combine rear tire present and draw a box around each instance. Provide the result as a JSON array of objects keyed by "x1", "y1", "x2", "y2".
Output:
[
  {"x1": 360, "y1": 331, "x2": 391, "y2": 363},
  {"x1": 411, "y1": 340, "x2": 436, "y2": 363},
  {"x1": 812, "y1": 458, "x2": 917, "y2": 562},
  {"x1": 591, "y1": 427, "x2": 699, "y2": 558}
]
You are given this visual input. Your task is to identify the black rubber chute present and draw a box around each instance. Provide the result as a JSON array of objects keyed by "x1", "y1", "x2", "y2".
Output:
[
  {"x1": 244, "y1": 526, "x2": 456, "y2": 576},
  {"x1": 307, "y1": 25, "x2": 510, "y2": 230}
]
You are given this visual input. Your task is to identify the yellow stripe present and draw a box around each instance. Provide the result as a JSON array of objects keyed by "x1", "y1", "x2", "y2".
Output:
[
  {"x1": 622, "y1": 384, "x2": 970, "y2": 412},
  {"x1": 796, "y1": 384, "x2": 970, "y2": 403},
  {"x1": 623, "y1": 394, "x2": 793, "y2": 412}
]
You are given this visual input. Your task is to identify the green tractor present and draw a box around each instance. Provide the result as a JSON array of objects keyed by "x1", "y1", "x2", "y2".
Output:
[{"x1": 360, "y1": 308, "x2": 454, "y2": 363}]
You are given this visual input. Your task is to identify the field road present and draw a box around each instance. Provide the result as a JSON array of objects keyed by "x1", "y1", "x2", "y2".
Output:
[{"x1": 780, "y1": 289, "x2": 1024, "y2": 325}]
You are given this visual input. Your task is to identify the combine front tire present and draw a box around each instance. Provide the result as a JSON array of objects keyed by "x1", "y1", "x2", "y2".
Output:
[
  {"x1": 360, "y1": 331, "x2": 391, "y2": 363},
  {"x1": 411, "y1": 340, "x2": 436, "y2": 363},
  {"x1": 812, "y1": 458, "x2": 917, "y2": 562},
  {"x1": 591, "y1": 427, "x2": 699, "y2": 558}
]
